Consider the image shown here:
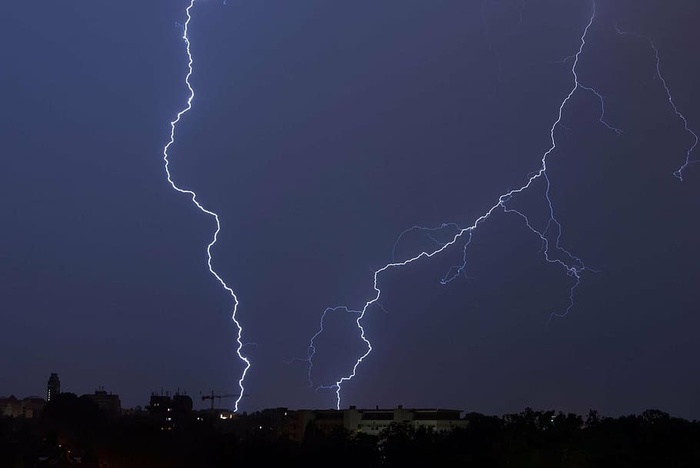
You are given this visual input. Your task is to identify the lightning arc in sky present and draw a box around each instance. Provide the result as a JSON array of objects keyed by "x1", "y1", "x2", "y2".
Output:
[
  {"x1": 613, "y1": 26, "x2": 699, "y2": 181},
  {"x1": 301, "y1": 0, "x2": 697, "y2": 410},
  {"x1": 162, "y1": 0, "x2": 697, "y2": 413},
  {"x1": 163, "y1": 0, "x2": 250, "y2": 412}
]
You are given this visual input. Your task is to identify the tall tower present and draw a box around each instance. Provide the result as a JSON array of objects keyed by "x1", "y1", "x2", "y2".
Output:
[{"x1": 47, "y1": 373, "x2": 60, "y2": 402}]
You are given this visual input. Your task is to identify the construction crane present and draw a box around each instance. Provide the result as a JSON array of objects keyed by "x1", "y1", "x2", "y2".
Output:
[{"x1": 201, "y1": 391, "x2": 248, "y2": 411}]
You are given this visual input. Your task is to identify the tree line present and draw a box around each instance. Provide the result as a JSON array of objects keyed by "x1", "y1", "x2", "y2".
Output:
[{"x1": 1, "y1": 394, "x2": 699, "y2": 467}]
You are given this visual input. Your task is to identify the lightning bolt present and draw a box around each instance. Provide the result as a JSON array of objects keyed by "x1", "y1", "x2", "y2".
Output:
[
  {"x1": 162, "y1": 0, "x2": 250, "y2": 412},
  {"x1": 302, "y1": 0, "x2": 629, "y2": 410},
  {"x1": 614, "y1": 26, "x2": 699, "y2": 181},
  {"x1": 285, "y1": 306, "x2": 363, "y2": 389}
]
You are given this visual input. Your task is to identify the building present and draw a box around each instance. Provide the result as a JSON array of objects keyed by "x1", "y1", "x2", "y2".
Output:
[
  {"x1": 47, "y1": 373, "x2": 60, "y2": 402},
  {"x1": 21, "y1": 397, "x2": 46, "y2": 418},
  {"x1": 0, "y1": 396, "x2": 22, "y2": 417},
  {"x1": 147, "y1": 392, "x2": 193, "y2": 430},
  {"x1": 84, "y1": 389, "x2": 121, "y2": 416},
  {"x1": 0, "y1": 395, "x2": 46, "y2": 418},
  {"x1": 269, "y1": 406, "x2": 468, "y2": 441},
  {"x1": 346, "y1": 406, "x2": 468, "y2": 435}
]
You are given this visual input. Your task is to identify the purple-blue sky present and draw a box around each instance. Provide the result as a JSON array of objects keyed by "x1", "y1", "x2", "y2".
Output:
[{"x1": 2, "y1": 0, "x2": 699, "y2": 418}]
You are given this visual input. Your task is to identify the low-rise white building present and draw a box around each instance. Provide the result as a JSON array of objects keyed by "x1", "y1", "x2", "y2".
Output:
[
  {"x1": 281, "y1": 405, "x2": 468, "y2": 440},
  {"x1": 345, "y1": 406, "x2": 468, "y2": 435}
]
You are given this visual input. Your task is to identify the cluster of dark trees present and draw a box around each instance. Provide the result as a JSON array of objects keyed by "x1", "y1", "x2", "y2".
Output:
[{"x1": 1, "y1": 395, "x2": 699, "y2": 467}]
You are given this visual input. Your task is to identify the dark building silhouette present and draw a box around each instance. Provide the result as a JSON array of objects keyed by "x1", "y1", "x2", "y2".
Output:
[
  {"x1": 84, "y1": 389, "x2": 121, "y2": 416},
  {"x1": 147, "y1": 391, "x2": 193, "y2": 430},
  {"x1": 20, "y1": 396, "x2": 45, "y2": 418},
  {"x1": 46, "y1": 373, "x2": 60, "y2": 402}
]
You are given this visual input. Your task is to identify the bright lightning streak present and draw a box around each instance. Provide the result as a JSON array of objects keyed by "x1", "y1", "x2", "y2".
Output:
[
  {"x1": 579, "y1": 85, "x2": 623, "y2": 135},
  {"x1": 614, "y1": 26, "x2": 699, "y2": 181},
  {"x1": 305, "y1": 1, "x2": 614, "y2": 410},
  {"x1": 162, "y1": 1, "x2": 250, "y2": 412}
]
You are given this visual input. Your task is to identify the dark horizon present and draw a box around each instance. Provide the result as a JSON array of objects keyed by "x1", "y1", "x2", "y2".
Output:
[
  {"x1": 5, "y1": 398, "x2": 700, "y2": 467},
  {"x1": 5, "y1": 369, "x2": 700, "y2": 420},
  {"x1": 2, "y1": 0, "x2": 699, "y2": 419}
]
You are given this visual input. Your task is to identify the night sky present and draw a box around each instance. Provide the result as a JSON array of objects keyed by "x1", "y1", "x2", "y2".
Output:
[{"x1": 2, "y1": 0, "x2": 699, "y2": 418}]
